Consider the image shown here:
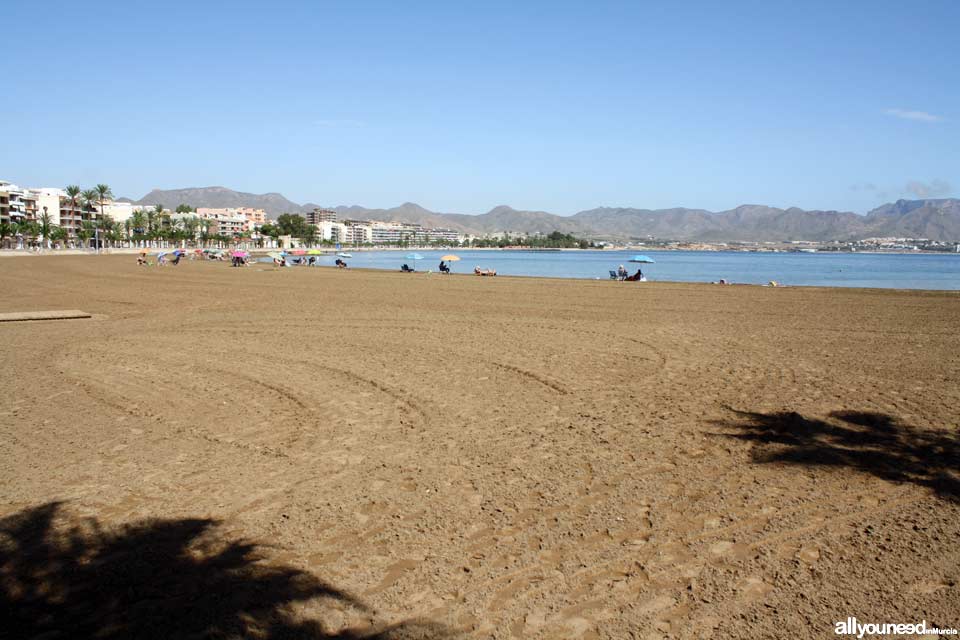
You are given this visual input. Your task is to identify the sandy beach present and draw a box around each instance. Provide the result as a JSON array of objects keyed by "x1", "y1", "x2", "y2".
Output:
[{"x1": 1, "y1": 254, "x2": 958, "y2": 639}]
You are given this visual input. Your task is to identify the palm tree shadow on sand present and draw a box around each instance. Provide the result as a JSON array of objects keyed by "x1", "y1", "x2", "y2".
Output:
[
  {"x1": 715, "y1": 409, "x2": 960, "y2": 503},
  {"x1": 0, "y1": 502, "x2": 456, "y2": 640}
]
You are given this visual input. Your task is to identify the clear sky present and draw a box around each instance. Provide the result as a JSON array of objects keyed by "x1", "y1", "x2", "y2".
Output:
[{"x1": 1, "y1": 0, "x2": 957, "y2": 214}]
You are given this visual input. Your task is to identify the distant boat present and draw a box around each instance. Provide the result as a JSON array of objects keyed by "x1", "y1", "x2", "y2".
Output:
[
  {"x1": 798, "y1": 248, "x2": 817, "y2": 253},
  {"x1": 336, "y1": 252, "x2": 353, "y2": 258}
]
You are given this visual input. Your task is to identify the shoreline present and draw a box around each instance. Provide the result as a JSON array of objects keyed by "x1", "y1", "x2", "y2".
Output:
[{"x1": 0, "y1": 248, "x2": 956, "y2": 292}]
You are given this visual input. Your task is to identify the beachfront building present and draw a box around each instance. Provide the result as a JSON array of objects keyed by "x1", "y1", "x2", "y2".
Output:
[
  {"x1": 208, "y1": 214, "x2": 247, "y2": 237},
  {"x1": 0, "y1": 182, "x2": 38, "y2": 226},
  {"x1": 102, "y1": 201, "x2": 134, "y2": 223},
  {"x1": 197, "y1": 207, "x2": 266, "y2": 232},
  {"x1": 58, "y1": 193, "x2": 93, "y2": 241},
  {"x1": 312, "y1": 217, "x2": 462, "y2": 246},
  {"x1": 305, "y1": 208, "x2": 337, "y2": 225}
]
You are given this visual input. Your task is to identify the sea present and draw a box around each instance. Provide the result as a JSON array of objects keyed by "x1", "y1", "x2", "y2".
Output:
[{"x1": 321, "y1": 249, "x2": 960, "y2": 291}]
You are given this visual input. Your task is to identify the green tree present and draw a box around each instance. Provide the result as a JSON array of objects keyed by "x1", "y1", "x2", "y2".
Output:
[
  {"x1": 49, "y1": 226, "x2": 67, "y2": 247},
  {"x1": 23, "y1": 221, "x2": 41, "y2": 247},
  {"x1": 38, "y1": 208, "x2": 55, "y2": 249},
  {"x1": 64, "y1": 185, "x2": 81, "y2": 241},
  {"x1": 275, "y1": 214, "x2": 307, "y2": 238},
  {"x1": 0, "y1": 221, "x2": 14, "y2": 249},
  {"x1": 259, "y1": 223, "x2": 280, "y2": 248},
  {"x1": 130, "y1": 210, "x2": 146, "y2": 240},
  {"x1": 78, "y1": 221, "x2": 95, "y2": 248},
  {"x1": 301, "y1": 224, "x2": 317, "y2": 246},
  {"x1": 175, "y1": 203, "x2": 194, "y2": 214},
  {"x1": 182, "y1": 216, "x2": 199, "y2": 245},
  {"x1": 80, "y1": 190, "x2": 99, "y2": 247},
  {"x1": 94, "y1": 184, "x2": 113, "y2": 226}
]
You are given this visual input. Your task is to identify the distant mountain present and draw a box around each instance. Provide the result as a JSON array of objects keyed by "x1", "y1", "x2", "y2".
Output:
[
  {"x1": 123, "y1": 186, "x2": 960, "y2": 241},
  {"x1": 133, "y1": 186, "x2": 302, "y2": 217},
  {"x1": 864, "y1": 199, "x2": 960, "y2": 239}
]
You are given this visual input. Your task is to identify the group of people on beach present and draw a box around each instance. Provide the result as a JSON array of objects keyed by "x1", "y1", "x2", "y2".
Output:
[
  {"x1": 137, "y1": 249, "x2": 182, "y2": 266},
  {"x1": 614, "y1": 264, "x2": 644, "y2": 281}
]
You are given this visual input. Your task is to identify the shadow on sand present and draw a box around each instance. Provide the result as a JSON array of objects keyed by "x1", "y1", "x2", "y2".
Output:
[
  {"x1": 0, "y1": 502, "x2": 455, "y2": 640},
  {"x1": 716, "y1": 409, "x2": 960, "y2": 503}
]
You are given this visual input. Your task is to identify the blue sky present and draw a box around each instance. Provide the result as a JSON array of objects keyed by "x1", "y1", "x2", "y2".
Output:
[{"x1": 1, "y1": 1, "x2": 957, "y2": 214}]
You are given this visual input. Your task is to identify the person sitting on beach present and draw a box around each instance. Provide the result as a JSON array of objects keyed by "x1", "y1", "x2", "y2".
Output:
[
  {"x1": 623, "y1": 268, "x2": 643, "y2": 281},
  {"x1": 617, "y1": 264, "x2": 628, "y2": 280},
  {"x1": 171, "y1": 253, "x2": 182, "y2": 266},
  {"x1": 474, "y1": 266, "x2": 497, "y2": 276},
  {"x1": 137, "y1": 254, "x2": 147, "y2": 266},
  {"x1": 401, "y1": 263, "x2": 414, "y2": 272},
  {"x1": 439, "y1": 260, "x2": 450, "y2": 274},
  {"x1": 308, "y1": 256, "x2": 316, "y2": 266}
]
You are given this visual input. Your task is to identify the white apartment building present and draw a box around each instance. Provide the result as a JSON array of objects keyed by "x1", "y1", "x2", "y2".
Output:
[
  {"x1": 0, "y1": 182, "x2": 38, "y2": 224},
  {"x1": 196, "y1": 207, "x2": 266, "y2": 230},
  {"x1": 102, "y1": 201, "x2": 134, "y2": 223}
]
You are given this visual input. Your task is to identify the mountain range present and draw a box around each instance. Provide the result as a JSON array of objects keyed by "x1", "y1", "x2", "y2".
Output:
[{"x1": 129, "y1": 186, "x2": 960, "y2": 242}]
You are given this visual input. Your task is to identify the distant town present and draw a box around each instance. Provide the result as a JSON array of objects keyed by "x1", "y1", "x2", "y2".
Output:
[{"x1": 2, "y1": 179, "x2": 958, "y2": 253}]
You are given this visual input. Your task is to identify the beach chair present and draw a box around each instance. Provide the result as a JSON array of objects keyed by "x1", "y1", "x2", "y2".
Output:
[
  {"x1": 401, "y1": 264, "x2": 415, "y2": 272},
  {"x1": 609, "y1": 270, "x2": 619, "y2": 280}
]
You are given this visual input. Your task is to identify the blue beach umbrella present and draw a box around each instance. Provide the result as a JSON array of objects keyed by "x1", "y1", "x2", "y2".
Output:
[
  {"x1": 629, "y1": 255, "x2": 656, "y2": 263},
  {"x1": 403, "y1": 252, "x2": 424, "y2": 272}
]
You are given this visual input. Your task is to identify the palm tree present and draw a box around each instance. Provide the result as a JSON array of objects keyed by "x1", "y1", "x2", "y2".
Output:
[
  {"x1": 93, "y1": 184, "x2": 113, "y2": 252},
  {"x1": 0, "y1": 221, "x2": 13, "y2": 249},
  {"x1": 78, "y1": 221, "x2": 95, "y2": 249},
  {"x1": 64, "y1": 185, "x2": 81, "y2": 241},
  {"x1": 182, "y1": 216, "x2": 199, "y2": 247},
  {"x1": 49, "y1": 226, "x2": 67, "y2": 248},
  {"x1": 80, "y1": 190, "x2": 98, "y2": 249},
  {"x1": 95, "y1": 184, "x2": 113, "y2": 221},
  {"x1": 130, "y1": 210, "x2": 145, "y2": 234},
  {"x1": 38, "y1": 208, "x2": 55, "y2": 249},
  {"x1": 23, "y1": 221, "x2": 41, "y2": 249},
  {"x1": 199, "y1": 219, "x2": 212, "y2": 248}
]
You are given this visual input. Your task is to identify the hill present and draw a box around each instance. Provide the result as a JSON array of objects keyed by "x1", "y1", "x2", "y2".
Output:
[
  {"x1": 122, "y1": 186, "x2": 960, "y2": 241},
  {"x1": 133, "y1": 186, "x2": 302, "y2": 217}
]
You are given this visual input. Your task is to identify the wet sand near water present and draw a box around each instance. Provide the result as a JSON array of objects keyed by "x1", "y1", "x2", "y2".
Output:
[{"x1": 1, "y1": 255, "x2": 958, "y2": 639}]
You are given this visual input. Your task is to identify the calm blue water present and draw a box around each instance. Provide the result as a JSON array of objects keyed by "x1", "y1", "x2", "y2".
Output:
[{"x1": 315, "y1": 250, "x2": 960, "y2": 290}]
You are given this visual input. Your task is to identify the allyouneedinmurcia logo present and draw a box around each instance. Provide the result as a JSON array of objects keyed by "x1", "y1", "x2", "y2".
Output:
[{"x1": 835, "y1": 617, "x2": 958, "y2": 637}]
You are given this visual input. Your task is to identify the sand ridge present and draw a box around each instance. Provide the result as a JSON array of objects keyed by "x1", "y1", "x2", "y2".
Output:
[{"x1": 1, "y1": 256, "x2": 958, "y2": 639}]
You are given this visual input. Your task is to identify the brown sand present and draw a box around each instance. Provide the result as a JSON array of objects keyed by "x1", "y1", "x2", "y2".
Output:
[{"x1": 1, "y1": 255, "x2": 958, "y2": 639}]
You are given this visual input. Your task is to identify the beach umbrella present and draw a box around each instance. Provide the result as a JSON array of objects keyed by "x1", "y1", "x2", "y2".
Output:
[
  {"x1": 307, "y1": 249, "x2": 323, "y2": 255},
  {"x1": 267, "y1": 251, "x2": 284, "y2": 260},
  {"x1": 629, "y1": 255, "x2": 656, "y2": 263},
  {"x1": 231, "y1": 250, "x2": 249, "y2": 258},
  {"x1": 290, "y1": 249, "x2": 307, "y2": 255},
  {"x1": 440, "y1": 254, "x2": 460, "y2": 261},
  {"x1": 404, "y1": 253, "x2": 423, "y2": 271}
]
